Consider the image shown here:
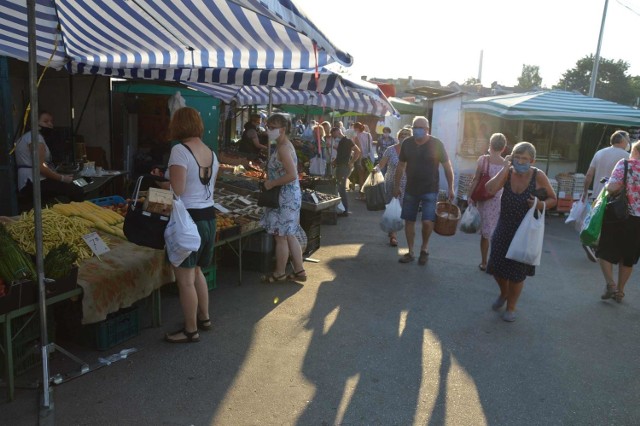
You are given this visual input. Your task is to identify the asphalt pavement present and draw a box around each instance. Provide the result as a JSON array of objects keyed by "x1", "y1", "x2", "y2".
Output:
[{"x1": 2, "y1": 191, "x2": 640, "y2": 425}]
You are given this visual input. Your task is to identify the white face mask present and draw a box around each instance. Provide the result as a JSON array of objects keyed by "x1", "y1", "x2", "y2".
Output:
[{"x1": 267, "y1": 128, "x2": 281, "y2": 142}]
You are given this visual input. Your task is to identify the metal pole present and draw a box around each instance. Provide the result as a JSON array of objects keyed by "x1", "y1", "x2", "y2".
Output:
[
  {"x1": 27, "y1": 0, "x2": 52, "y2": 411},
  {"x1": 588, "y1": 0, "x2": 609, "y2": 97},
  {"x1": 268, "y1": 87, "x2": 273, "y2": 163}
]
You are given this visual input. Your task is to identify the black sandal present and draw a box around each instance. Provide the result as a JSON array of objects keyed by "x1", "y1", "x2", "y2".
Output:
[
  {"x1": 261, "y1": 273, "x2": 288, "y2": 283},
  {"x1": 197, "y1": 318, "x2": 212, "y2": 331},
  {"x1": 164, "y1": 329, "x2": 200, "y2": 343},
  {"x1": 287, "y1": 269, "x2": 307, "y2": 282}
]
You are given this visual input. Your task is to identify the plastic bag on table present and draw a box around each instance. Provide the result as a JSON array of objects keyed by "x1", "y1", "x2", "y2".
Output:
[
  {"x1": 361, "y1": 170, "x2": 384, "y2": 192},
  {"x1": 506, "y1": 197, "x2": 545, "y2": 266},
  {"x1": 460, "y1": 205, "x2": 481, "y2": 234},
  {"x1": 164, "y1": 197, "x2": 201, "y2": 267},
  {"x1": 380, "y1": 198, "x2": 404, "y2": 233}
]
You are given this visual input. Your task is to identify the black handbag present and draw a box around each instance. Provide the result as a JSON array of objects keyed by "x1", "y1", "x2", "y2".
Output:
[
  {"x1": 365, "y1": 183, "x2": 386, "y2": 211},
  {"x1": 123, "y1": 176, "x2": 170, "y2": 249},
  {"x1": 604, "y1": 160, "x2": 629, "y2": 223},
  {"x1": 257, "y1": 181, "x2": 281, "y2": 208}
]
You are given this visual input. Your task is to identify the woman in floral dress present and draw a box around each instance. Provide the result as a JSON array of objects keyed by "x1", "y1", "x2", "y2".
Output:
[
  {"x1": 467, "y1": 133, "x2": 508, "y2": 271},
  {"x1": 376, "y1": 128, "x2": 412, "y2": 246},
  {"x1": 260, "y1": 114, "x2": 306, "y2": 283}
]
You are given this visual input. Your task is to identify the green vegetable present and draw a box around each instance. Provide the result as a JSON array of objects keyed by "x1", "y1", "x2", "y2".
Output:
[
  {"x1": 44, "y1": 243, "x2": 78, "y2": 280},
  {"x1": 0, "y1": 223, "x2": 36, "y2": 283}
]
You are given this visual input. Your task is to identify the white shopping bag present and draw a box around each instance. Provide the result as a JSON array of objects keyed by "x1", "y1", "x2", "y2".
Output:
[
  {"x1": 565, "y1": 200, "x2": 586, "y2": 224},
  {"x1": 380, "y1": 198, "x2": 404, "y2": 233},
  {"x1": 164, "y1": 197, "x2": 201, "y2": 267},
  {"x1": 459, "y1": 204, "x2": 481, "y2": 234},
  {"x1": 309, "y1": 155, "x2": 327, "y2": 176},
  {"x1": 506, "y1": 197, "x2": 545, "y2": 266}
]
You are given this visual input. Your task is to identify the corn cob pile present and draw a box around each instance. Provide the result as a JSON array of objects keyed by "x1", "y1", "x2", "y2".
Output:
[{"x1": 52, "y1": 201, "x2": 125, "y2": 239}]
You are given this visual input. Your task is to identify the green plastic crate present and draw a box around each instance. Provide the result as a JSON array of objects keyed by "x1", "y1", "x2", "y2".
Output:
[
  {"x1": 80, "y1": 306, "x2": 140, "y2": 351},
  {"x1": 0, "y1": 311, "x2": 54, "y2": 377}
]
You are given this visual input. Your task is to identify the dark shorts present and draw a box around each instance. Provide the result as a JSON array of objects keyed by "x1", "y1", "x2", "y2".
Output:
[
  {"x1": 596, "y1": 215, "x2": 640, "y2": 267},
  {"x1": 179, "y1": 218, "x2": 216, "y2": 269},
  {"x1": 401, "y1": 192, "x2": 438, "y2": 222}
]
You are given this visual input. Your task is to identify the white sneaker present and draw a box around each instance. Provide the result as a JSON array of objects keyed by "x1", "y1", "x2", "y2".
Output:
[{"x1": 582, "y1": 244, "x2": 597, "y2": 263}]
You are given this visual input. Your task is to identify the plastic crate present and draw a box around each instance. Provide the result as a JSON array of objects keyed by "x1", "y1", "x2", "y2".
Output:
[
  {"x1": 89, "y1": 195, "x2": 127, "y2": 207},
  {"x1": 242, "y1": 231, "x2": 274, "y2": 253},
  {"x1": 321, "y1": 210, "x2": 337, "y2": 225},
  {"x1": 0, "y1": 311, "x2": 55, "y2": 377},
  {"x1": 300, "y1": 210, "x2": 322, "y2": 229},
  {"x1": 304, "y1": 236, "x2": 321, "y2": 257},
  {"x1": 203, "y1": 265, "x2": 217, "y2": 291},
  {"x1": 80, "y1": 306, "x2": 140, "y2": 351}
]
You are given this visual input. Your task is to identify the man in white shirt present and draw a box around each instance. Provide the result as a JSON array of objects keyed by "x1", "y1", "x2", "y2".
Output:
[{"x1": 581, "y1": 130, "x2": 630, "y2": 261}]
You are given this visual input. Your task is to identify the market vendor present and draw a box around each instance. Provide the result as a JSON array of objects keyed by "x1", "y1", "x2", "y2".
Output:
[
  {"x1": 15, "y1": 111, "x2": 84, "y2": 202},
  {"x1": 238, "y1": 114, "x2": 268, "y2": 160}
]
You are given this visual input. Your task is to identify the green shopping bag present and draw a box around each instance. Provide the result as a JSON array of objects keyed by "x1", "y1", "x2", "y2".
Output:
[{"x1": 580, "y1": 189, "x2": 608, "y2": 247}]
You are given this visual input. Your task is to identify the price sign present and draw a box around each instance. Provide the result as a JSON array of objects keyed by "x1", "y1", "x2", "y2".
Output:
[
  {"x1": 237, "y1": 196, "x2": 252, "y2": 205},
  {"x1": 214, "y1": 203, "x2": 230, "y2": 213},
  {"x1": 82, "y1": 232, "x2": 110, "y2": 257}
]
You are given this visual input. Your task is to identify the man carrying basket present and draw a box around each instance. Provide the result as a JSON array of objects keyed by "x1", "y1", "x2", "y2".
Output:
[{"x1": 394, "y1": 116, "x2": 455, "y2": 265}]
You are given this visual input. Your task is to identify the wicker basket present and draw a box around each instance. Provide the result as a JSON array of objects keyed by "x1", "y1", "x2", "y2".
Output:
[{"x1": 434, "y1": 202, "x2": 461, "y2": 236}]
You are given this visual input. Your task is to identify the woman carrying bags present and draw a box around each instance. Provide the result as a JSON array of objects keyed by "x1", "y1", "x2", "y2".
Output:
[
  {"x1": 485, "y1": 142, "x2": 557, "y2": 322},
  {"x1": 466, "y1": 133, "x2": 509, "y2": 271}
]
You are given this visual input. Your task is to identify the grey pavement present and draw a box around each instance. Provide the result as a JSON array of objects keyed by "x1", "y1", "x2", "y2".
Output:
[{"x1": 2, "y1": 191, "x2": 640, "y2": 425}]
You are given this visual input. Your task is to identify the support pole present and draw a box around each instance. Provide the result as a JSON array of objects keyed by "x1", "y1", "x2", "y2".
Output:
[{"x1": 589, "y1": 0, "x2": 609, "y2": 97}]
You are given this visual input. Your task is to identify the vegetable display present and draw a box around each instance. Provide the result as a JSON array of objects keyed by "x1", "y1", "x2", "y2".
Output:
[
  {"x1": 44, "y1": 243, "x2": 78, "y2": 280},
  {"x1": 52, "y1": 201, "x2": 125, "y2": 238},
  {"x1": 0, "y1": 223, "x2": 36, "y2": 283}
]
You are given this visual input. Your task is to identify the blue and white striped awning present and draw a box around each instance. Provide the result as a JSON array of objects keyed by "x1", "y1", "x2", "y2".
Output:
[
  {"x1": 0, "y1": 0, "x2": 352, "y2": 70},
  {"x1": 463, "y1": 90, "x2": 640, "y2": 126}
]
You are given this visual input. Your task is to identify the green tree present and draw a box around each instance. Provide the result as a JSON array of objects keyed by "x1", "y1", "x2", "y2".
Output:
[
  {"x1": 463, "y1": 77, "x2": 480, "y2": 85},
  {"x1": 516, "y1": 64, "x2": 542, "y2": 91},
  {"x1": 554, "y1": 55, "x2": 634, "y2": 105},
  {"x1": 629, "y1": 75, "x2": 640, "y2": 107}
]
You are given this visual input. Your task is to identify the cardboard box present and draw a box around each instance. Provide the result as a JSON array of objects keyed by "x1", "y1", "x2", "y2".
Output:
[{"x1": 144, "y1": 188, "x2": 173, "y2": 215}]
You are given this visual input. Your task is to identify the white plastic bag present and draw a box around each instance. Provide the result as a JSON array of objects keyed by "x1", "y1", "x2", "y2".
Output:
[
  {"x1": 309, "y1": 155, "x2": 326, "y2": 176},
  {"x1": 380, "y1": 198, "x2": 404, "y2": 233},
  {"x1": 565, "y1": 200, "x2": 586, "y2": 224},
  {"x1": 361, "y1": 170, "x2": 384, "y2": 192},
  {"x1": 576, "y1": 202, "x2": 591, "y2": 233},
  {"x1": 506, "y1": 197, "x2": 545, "y2": 266},
  {"x1": 460, "y1": 205, "x2": 481, "y2": 234},
  {"x1": 164, "y1": 197, "x2": 201, "y2": 267},
  {"x1": 336, "y1": 201, "x2": 345, "y2": 214}
]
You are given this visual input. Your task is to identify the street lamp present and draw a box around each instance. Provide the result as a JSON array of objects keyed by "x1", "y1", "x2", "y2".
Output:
[{"x1": 589, "y1": 0, "x2": 609, "y2": 97}]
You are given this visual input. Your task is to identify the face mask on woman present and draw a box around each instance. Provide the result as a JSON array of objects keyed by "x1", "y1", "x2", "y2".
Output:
[
  {"x1": 267, "y1": 128, "x2": 281, "y2": 142},
  {"x1": 512, "y1": 160, "x2": 531, "y2": 174}
]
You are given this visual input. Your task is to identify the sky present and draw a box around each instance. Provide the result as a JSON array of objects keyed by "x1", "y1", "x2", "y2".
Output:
[{"x1": 295, "y1": 0, "x2": 640, "y2": 88}]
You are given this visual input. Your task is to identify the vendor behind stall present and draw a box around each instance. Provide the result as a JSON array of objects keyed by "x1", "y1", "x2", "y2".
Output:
[
  {"x1": 238, "y1": 113, "x2": 268, "y2": 160},
  {"x1": 15, "y1": 111, "x2": 84, "y2": 202}
]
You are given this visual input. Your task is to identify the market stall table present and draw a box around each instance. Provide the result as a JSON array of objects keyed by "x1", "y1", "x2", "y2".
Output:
[{"x1": 78, "y1": 171, "x2": 128, "y2": 199}]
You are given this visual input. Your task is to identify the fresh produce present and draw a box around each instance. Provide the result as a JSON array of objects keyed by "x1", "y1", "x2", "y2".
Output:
[
  {"x1": 52, "y1": 201, "x2": 125, "y2": 239},
  {"x1": 44, "y1": 243, "x2": 78, "y2": 280},
  {"x1": 7, "y1": 208, "x2": 95, "y2": 261},
  {"x1": 0, "y1": 223, "x2": 36, "y2": 283},
  {"x1": 301, "y1": 189, "x2": 338, "y2": 203},
  {"x1": 216, "y1": 215, "x2": 236, "y2": 231}
]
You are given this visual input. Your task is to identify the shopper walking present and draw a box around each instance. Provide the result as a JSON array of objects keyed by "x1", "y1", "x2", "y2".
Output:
[
  {"x1": 331, "y1": 126, "x2": 361, "y2": 217},
  {"x1": 581, "y1": 130, "x2": 630, "y2": 262},
  {"x1": 466, "y1": 133, "x2": 508, "y2": 270},
  {"x1": 485, "y1": 142, "x2": 557, "y2": 322},
  {"x1": 164, "y1": 107, "x2": 219, "y2": 343},
  {"x1": 394, "y1": 116, "x2": 454, "y2": 265},
  {"x1": 260, "y1": 114, "x2": 306, "y2": 282},
  {"x1": 596, "y1": 141, "x2": 640, "y2": 303}
]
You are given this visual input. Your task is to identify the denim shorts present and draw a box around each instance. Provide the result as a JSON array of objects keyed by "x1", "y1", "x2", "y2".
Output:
[{"x1": 401, "y1": 192, "x2": 438, "y2": 222}]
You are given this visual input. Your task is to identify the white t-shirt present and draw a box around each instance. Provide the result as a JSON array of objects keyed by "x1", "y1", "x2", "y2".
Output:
[
  {"x1": 589, "y1": 146, "x2": 629, "y2": 198},
  {"x1": 167, "y1": 144, "x2": 219, "y2": 209},
  {"x1": 15, "y1": 130, "x2": 51, "y2": 191}
]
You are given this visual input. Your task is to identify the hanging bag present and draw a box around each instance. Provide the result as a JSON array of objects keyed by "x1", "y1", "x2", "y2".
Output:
[
  {"x1": 257, "y1": 180, "x2": 281, "y2": 208},
  {"x1": 123, "y1": 175, "x2": 170, "y2": 250},
  {"x1": 380, "y1": 198, "x2": 404, "y2": 232},
  {"x1": 470, "y1": 156, "x2": 494, "y2": 202},
  {"x1": 604, "y1": 160, "x2": 629, "y2": 224},
  {"x1": 459, "y1": 204, "x2": 481, "y2": 234},
  {"x1": 164, "y1": 196, "x2": 201, "y2": 267},
  {"x1": 505, "y1": 197, "x2": 545, "y2": 266},
  {"x1": 580, "y1": 189, "x2": 608, "y2": 246}
]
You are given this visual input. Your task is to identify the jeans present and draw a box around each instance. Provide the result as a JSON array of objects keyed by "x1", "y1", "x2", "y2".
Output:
[{"x1": 336, "y1": 164, "x2": 352, "y2": 213}]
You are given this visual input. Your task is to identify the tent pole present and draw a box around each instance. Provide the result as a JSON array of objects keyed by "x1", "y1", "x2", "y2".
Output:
[
  {"x1": 268, "y1": 87, "x2": 273, "y2": 162},
  {"x1": 26, "y1": 0, "x2": 53, "y2": 414},
  {"x1": 546, "y1": 122, "x2": 556, "y2": 175}
]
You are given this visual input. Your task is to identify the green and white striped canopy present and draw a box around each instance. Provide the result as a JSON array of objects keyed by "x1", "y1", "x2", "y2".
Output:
[{"x1": 462, "y1": 90, "x2": 640, "y2": 126}]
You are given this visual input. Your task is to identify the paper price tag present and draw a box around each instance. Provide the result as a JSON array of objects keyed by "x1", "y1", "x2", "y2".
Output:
[
  {"x1": 237, "y1": 196, "x2": 252, "y2": 205},
  {"x1": 214, "y1": 203, "x2": 230, "y2": 214},
  {"x1": 82, "y1": 232, "x2": 110, "y2": 257},
  {"x1": 311, "y1": 192, "x2": 319, "y2": 204}
]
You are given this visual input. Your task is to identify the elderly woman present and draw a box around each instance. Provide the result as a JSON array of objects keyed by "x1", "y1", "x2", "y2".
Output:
[
  {"x1": 485, "y1": 142, "x2": 557, "y2": 322},
  {"x1": 467, "y1": 133, "x2": 509, "y2": 271},
  {"x1": 353, "y1": 122, "x2": 375, "y2": 199},
  {"x1": 260, "y1": 114, "x2": 306, "y2": 282},
  {"x1": 165, "y1": 107, "x2": 219, "y2": 343},
  {"x1": 376, "y1": 127, "x2": 412, "y2": 246},
  {"x1": 597, "y1": 141, "x2": 640, "y2": 303}
]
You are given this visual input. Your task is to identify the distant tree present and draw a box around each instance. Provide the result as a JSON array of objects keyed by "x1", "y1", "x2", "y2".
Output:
[
  {"x1": 554, "y1": 55, "x2": 634, "y2": 105},
  {"x1": 629, "y1": 75, "x2": 640, "y2": 107},
  {"x1": 463, "y1": 77, "x2": 480, "y2": 85},
  {"x1": 516, "y1": 64, "x2": 542, "y2": 91}
]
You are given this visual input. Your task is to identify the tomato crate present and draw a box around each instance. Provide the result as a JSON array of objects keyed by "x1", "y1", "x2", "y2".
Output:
[
  {"x1": 89, "y1": 195, "x2": 127, "y2": 207},
  {"x1": 80, "y1": 306, "x2": 140, "y2": 351}
]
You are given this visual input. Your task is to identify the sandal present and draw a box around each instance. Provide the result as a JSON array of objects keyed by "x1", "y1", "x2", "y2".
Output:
[
  {"x1": 398, "y1": 253, "x2": 415, "y2": 263},
  {"x1": 418, "y1": 250, "x2": 429, "y2": 266},
  {"x1": 287, "y1": 269, "x2": 307, "y2": 282},
  {"x1": 165, "y1": 329, "x2": 200, "y2": 343},
  {"x1": 197, "y1": 318, "x2": 212, "y2": 331},
  {"x1": 601, "y1": 283, "x2": 618, "y2": 300},
  {"x1": 261, "y1": 273, "x2": 288, "y2": 283},
  {"x1": 614, "y1": 291, "x2": 625, "y2": 303},
  {"x1": 478, "y1": 264, "x2": 486, "y2": 271},
  {"x1": 389, "y1": 237, "x2": 398, "y2": 247}
]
